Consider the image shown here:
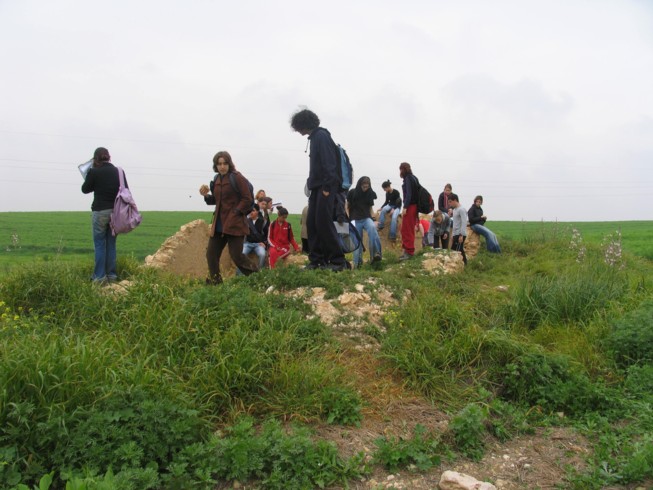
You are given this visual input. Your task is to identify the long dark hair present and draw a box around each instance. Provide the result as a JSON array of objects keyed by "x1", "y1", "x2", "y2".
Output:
[
  {"x1": 212, "y1": 151, "x2": 236, "y2": 173},
  {"x1": 93, "y1": 147, "x2": 111, "y2": 167},
  {"x1": 399, "y1": 162, "x2": 412, "y2": 178}
]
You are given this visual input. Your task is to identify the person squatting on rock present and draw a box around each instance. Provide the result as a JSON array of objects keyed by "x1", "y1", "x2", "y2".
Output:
[
  {"x1": 290, "y1": 108, "x2": 348, "y2": 271},
  {"x1": 399, "y1": 162, "x2": 420, "y2": 260},
  {"x1": 376, "y1": 180, "x2": 402, "y2": 242},
  {"x1": 268, "y1": 206, "x2": 300, "y2": 269},
  {"x1": 346, "y1": 176, "x2": 382, "y2": 267},
  {"x1": 81, "y1": 147, "x2": 124, "y2": 284},
  {"x1": 199, "y1": 151, "x2": 258, "y2": 284},
  {"x1": 242, "y1": 204, "x2": 268, "y2": 271},
  {"x1": 427, "y1": 210, "x2": 451, "y2": 249},
  {"x1": 467, "y1": 195, "x2": 501, "y2": 253},
  {"x1": 449, "y1": 193, "x2": 468, "y2": 265}
]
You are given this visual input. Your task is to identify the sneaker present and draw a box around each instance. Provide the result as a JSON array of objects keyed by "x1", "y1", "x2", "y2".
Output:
[
  {"x1": 372, "y1": 253, "x2": 382, "y2": 263},
  {"x1": 326, "y1": 262, "x2": 348, "y2": 272},
  {"x1": 398, "y1": 253, "x2": 413, "y2": 261}
]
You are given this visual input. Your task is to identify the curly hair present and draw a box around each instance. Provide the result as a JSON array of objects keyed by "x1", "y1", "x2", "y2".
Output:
[
  {"x1": 290, "y1": 108, "x2": 320, "y2": 132},
  {"x1": 212, "y1": 151, "x2": 236, "y2": 173}
]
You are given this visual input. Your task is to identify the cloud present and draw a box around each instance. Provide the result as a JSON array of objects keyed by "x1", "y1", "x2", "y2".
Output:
[{"x1": 442, "y1": 74, "x2": 574, "y2": 127}]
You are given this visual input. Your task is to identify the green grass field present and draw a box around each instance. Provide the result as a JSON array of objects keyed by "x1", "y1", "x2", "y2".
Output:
[
  {"x1": 1, "y1": 211, "x2": 653, "y2": 488},
  {"x1": 1, "y1": 212, "x2": 650, "y2": 274}
]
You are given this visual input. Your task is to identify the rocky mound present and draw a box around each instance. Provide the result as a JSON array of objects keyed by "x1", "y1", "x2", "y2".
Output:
[{"x1": 143, "y1": 216, "x2": 481, "y2": 280}]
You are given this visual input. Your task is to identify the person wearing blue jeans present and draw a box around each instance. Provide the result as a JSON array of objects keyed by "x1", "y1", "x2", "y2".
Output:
[
  {"x1": 92, "y1": 209, "x2": 117, "y2": 281},
  {"x1": 468, "y1": 195, "x2": 501, "y2": 253},
  {"x1": 376, "y1": 180, "x2": 402, "y2": 241},
  {"x1": 347, "y1": 176, "x2": 382, "y2": 267},
  {"x1": 82, "y1": 147, "x2": 123, "y2": 283},
  {"x1": 242, "y1": 205, "x2": 267, "y2": 271}
]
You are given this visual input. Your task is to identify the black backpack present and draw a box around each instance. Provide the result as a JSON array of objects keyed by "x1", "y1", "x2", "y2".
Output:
[
  {"x1": 414, "y1": 177, "x2": 434, "y2": 214},
  {"x1": 212, "y1": 172, "x2": 255, "y2": 213}
]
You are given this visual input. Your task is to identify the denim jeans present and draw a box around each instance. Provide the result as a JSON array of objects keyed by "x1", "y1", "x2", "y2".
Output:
[
  {"x1": 92, "y1": 209, "x2": 117, "y2": 281},
  {"x1": 353, "y1": 218, "x2": 382, "y2": 266},
  {"x1": 242, "y1": 241, "x2": 267, "y2": 270},
  {"x1": 471, "y1": 224, "x2": 501, "y2": 253},
  {"x1": 377, "y1": 204, "x2": 400, "y2": 239}
]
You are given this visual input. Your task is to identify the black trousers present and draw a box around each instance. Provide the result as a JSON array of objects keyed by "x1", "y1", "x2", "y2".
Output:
[
  {"x1": 452, "y1": 234, "x2": 467, "y2": 265},
  {"x1": 432, "y1": 233, "x2": 450, "y2": 250},
  {"x1": 206, "y1": 233, "x2": 257, "y2": 283},
  {"x1": 307, "y1": 190, "x2": 346, "y2": 267}
]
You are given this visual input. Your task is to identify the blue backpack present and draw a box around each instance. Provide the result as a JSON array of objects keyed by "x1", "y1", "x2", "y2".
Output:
[
  {"x1": 335, "y1": 221, "x2": 362, "y2": 254},
  {"x1": 336, "y1": 144, "x2": 354, "y2": 191}
]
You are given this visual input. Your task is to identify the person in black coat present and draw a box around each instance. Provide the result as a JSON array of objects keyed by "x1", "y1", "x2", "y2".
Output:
[{"x1": 290, "y1": 108, "x2": 348, "y2": 271}]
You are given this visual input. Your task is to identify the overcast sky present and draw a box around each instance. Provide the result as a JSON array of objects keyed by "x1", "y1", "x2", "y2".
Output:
[{"x1": 1, "y1": 0, "x2": 651, "y2": 221}]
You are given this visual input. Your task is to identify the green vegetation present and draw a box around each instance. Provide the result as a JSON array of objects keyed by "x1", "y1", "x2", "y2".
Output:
[
  {"x1": 0, "y1": 213, "x2": 652, "y2": 488},
  {"x1": 492, "y1": 220, "x2": 653, "y2": 260}
]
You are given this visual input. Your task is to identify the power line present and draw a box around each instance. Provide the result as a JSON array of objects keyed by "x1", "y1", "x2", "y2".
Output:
[{"x1": 2, "y1": 129, "x2": 649, "y2": 169}]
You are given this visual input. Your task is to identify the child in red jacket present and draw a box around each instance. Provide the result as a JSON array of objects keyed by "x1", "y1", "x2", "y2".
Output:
[{"x1": 268, "y1": 206, "x2": 300, "y2": 269}]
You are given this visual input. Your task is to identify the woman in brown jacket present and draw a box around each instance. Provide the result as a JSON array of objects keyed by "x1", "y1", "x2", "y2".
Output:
[{"x1": 199, "y1": 151, "x2": 257, "y2": 284}]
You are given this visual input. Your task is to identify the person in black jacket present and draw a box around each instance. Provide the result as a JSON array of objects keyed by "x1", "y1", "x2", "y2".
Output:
[
  {"x1": 468, "y1": 195, "x2": 501, "y2": 253},
  {"x1": 242, "y1": 204, "x2": 267, "y2": 270},
  {"x1": 376, "y1": 180, "x2": 401, "y2": 241},
  {"x1": 81, "y1": 147, "x2": 123, "y2": 283},
  {"x1": 290, "y1": 108, "x2": 348, "y2": 271},
  {"x1": 347, "y1": 176, "x2": 382, "y2": 267}
]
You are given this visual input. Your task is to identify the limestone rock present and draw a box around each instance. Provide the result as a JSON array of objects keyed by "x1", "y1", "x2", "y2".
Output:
[{"x1": 439, "y1": 470, "x2": 497, "y2": 490}]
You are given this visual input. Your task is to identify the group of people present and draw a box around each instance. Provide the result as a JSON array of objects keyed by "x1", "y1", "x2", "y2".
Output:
[{"x1": 81, "y1": 108, "x2": 500, "y2": 285}]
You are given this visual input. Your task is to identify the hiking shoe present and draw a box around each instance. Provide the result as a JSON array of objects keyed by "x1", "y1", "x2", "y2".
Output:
[
  {"x1": 304, "y1": 263, "x2": 323, "y2": 270},
  {"x1": 398, "y1": 253, "x2": 413, "y2": 261},
  {"x1": 326, "y1": 262, "x2": 348, "y2": 272}
]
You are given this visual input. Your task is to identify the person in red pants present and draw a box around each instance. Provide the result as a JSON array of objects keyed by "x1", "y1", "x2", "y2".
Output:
[{"x1": 399, "y1": 162, "x2": 419, "y2": 260}]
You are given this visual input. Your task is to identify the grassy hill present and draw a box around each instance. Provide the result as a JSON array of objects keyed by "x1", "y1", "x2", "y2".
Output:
[{"x1": 0, "y1": 213, "x2": 652, "y2": 488}]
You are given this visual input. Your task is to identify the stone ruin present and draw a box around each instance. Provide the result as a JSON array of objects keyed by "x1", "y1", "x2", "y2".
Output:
[{"x1": 143, "y1": 213, "x2": 481, "y2": 280}]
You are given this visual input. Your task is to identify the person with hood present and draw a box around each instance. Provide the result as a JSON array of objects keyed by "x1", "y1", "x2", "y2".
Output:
[
  {"x1": 290, "y1": 108, "x2": 348, "y2": 271},
  {"x1": 199, "y1": 151, "x2": 258, "y2": 284},
  {"x1": 81, "y1": 147, "x2": 124, "y2": 283},
  {"x1": 346, "y1": 176, "x2": 382, "y2": 267},
  {"x1": 468, "y1": 195, "x2": 501, "y2": 253},
  {"x1": 399, "y1": 162, "x2": 420, "y2": 260}
]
